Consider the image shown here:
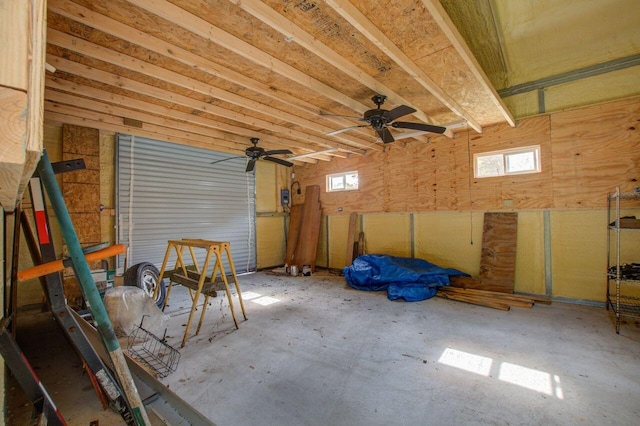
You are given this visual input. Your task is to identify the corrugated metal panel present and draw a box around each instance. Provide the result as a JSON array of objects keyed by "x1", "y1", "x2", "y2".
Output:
[{"x1": 116, "y1": 134, "x2": 256, "y2": 274}]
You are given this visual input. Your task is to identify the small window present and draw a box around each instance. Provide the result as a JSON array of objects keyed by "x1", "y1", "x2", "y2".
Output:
[
  {"x1": 474, "y1": 145, "x2": 540, "y2": 178},
  {"x1": 326, "y1": 171, "x2": 359, "y2": 192}
]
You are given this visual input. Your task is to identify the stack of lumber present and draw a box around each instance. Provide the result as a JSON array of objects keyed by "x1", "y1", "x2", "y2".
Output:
[{"x1": 436, "y1": 286, "x2": 550, "y2": 311}]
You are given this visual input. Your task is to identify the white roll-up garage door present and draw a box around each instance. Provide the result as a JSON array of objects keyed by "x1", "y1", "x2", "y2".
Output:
[{"x1": 116, "y1": 134, "x2": 256, "y2": 274}]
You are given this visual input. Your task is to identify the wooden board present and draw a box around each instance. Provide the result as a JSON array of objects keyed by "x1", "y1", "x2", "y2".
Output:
[
  {"x1": 0, "y1": 88, "x2": 27, "y2": 209},
  {"x1": 477, "y1": 212, "x2": 518, "y2": 293},
  {"x1": 345, "y1": 212, "x2": 357, "y2": 265},
  {"x1": 285, "y1": 204, "x2": 302, "y2": 267},
  {"x1": 292, "y1": 185, "x2": 322, "y2": 272}
]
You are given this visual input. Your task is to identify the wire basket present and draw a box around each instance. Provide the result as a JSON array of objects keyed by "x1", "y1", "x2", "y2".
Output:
[{"x1": 126, "y1": 317, "x2": 180, "y2": 378}]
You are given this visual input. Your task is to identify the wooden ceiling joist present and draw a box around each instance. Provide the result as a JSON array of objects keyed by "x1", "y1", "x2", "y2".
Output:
[
  {"x1": 46, "y1": 29, "x2": 365, "y2": 151},
  {"x1": 44, "y1": 109, "x2": 246, "y2": 155},
  {"x1": 46, "y1": 77, "x2": 324, "y2": 154},
  {"x1": 40, "y1": 0, "x2": 518, "y2": 158},
  {"x1": 323, "y1": 0, "x2": 483, "y2": 133},
  {"x1": 49, "y1": 0, "x2": 380, "y2": 150},
  {"x1": 420, "y1": 0, "x2": 515, "y2": 127},
  {"x1": 228, "y1": 0, "x2": 439, "y2": 127},
  {"x1": 45, "y1": 55, "x2": 365, "y2": 155},
  {"x1": 48, "y1": 0, "x2": 377, "y2": 146},
  {"x1": 126, "y1": 0, "x2": 371, "y2": 113}
]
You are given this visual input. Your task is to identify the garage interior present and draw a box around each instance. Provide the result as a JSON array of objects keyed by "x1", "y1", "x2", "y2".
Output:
[{"x1": 1, "y1": 0, "x2": 639, "y2": 425}]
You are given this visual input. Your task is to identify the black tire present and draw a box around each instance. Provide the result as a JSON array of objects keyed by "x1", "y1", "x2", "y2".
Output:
[{"x1": 124, "y1": 262, "x2": 166, "y2": 308}]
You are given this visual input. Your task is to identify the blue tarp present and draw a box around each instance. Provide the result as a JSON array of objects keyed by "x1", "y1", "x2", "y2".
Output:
[{"x1": 343, "y1": 254, "x2": 469, "y2": 302}]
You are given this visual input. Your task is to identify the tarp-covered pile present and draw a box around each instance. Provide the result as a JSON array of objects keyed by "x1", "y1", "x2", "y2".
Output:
[{"x1": 343, "y1": 254, "x2": 469, "y2": 302}]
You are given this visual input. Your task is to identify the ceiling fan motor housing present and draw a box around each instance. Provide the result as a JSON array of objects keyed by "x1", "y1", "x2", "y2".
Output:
[{"x1": 364, "y1": 109, "x2": 390, "y2": 129}]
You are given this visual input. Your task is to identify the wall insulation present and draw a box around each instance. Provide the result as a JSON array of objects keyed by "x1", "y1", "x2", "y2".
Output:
[{"x1": 116, "y1": 135, "x2": 256, "y2": 274}]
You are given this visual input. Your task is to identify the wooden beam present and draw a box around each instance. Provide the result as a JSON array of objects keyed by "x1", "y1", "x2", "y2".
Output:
[
  {"x1": 0, "y1": 0, "x2": 46, "y2": 211},
  {"x1": 228, "y1": 0, "x2": 438, "y2": 127},
  {"x1": 46, "y1": 54, "x2": 366, "y2": 155},
  {"x1": 0, "y1": 0, "x2": 28, "y2": 91},
  {"x1": 44, "y1": 108, "x2": 246, "y2": 155},
  {"x1": 47, "y1": 0, "x2": 375, "y2": 148},
  {"x1": 47, "y1": 29, "x2": 366, "y2": 153},
  {"x1": 47, "y1": 78, "x2": 316, "y2": 151},
  {"x1": 45, "y1": 93, "x2": 250, "y2": 146},
  {"x1": 126, "y1": 0, "x2": 370, "y2": 113},
  {"x1": 287, "y1": 149, "x2": 339, "y2": 161},
  {"x1": 420, "y1": 0, "x2": 516, "y2": 127},
  {"x1": 45, "y1": 101, "x2": 247, "y2": 151},
  {"x1": 0, "y1": 88, "x2": 28, "y2": 209},
  {"x1": 21, "y1": 0, "x2": 47, "y2": 198},
  {"x1": 324, "y1": 0, "x2": 482, "y2": 134}
]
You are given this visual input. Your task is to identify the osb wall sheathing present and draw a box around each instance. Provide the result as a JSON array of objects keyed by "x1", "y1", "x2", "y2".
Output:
[
  {"x1": 298, "y1": 96, "x2": 639, "y2": 301},
  {"x1": 17, "y1": 124, "x2": 117, "y2": 308}
]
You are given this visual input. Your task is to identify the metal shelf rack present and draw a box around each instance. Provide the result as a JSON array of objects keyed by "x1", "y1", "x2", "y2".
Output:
[{"x1": 606, "y1": 187, "x2": 640, "y2": 333}]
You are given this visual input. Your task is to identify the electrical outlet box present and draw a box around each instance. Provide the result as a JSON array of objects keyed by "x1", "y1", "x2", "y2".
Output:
[{"x1": 280, "y1": 189, "x2": 290, "y2": 206}]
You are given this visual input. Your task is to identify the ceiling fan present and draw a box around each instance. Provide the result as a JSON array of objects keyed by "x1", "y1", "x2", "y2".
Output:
[
  {"x1": 323, "y1": 94, "x2": 447, "y2": 143},
  {"x1": 211, "y1": 137, "x2": 293, "y2": 172}
]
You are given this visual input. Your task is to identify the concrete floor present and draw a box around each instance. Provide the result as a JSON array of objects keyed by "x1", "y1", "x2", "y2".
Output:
[{"x1": 6, "y1": 270, "x2": 640, "y2": 425}]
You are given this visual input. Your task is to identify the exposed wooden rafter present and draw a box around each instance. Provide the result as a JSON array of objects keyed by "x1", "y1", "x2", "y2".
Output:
[
  {"x1": 228, "y1": 0, "x2": 440, "y2": 127},
  {"x1": 323, "y1": 0, "x2": 483, "y2": 133},
  {"x1": 420, "y1": 0, "x2": 515, "y2": 127},
  {"x1": 40, "y1": 0, "x2": 516, "y2": 161}
]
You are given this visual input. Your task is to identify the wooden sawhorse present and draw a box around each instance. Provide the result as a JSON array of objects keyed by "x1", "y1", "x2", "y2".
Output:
[{"x1": 157, "y1": 239, "x2": 247, "y2": 347}]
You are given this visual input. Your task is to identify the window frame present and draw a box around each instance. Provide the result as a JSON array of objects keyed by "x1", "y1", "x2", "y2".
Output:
[
  {"x1": 473, "y1": 145, "x2": 541, "y2": 179},
  {"x1": 326, "y1": 170, "x2": 359, "y2": 192}
]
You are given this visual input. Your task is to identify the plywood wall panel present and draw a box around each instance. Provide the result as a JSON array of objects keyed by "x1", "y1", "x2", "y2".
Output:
[
  {"x1": 382, "y1": 144, "x2": 418, "y2": 212},
  {"x1": 551, "y1": 96, "x2": 640, "y2": 207},
  {"x1": 295, "y1": 97, "x2": 639, "y2": 214}
]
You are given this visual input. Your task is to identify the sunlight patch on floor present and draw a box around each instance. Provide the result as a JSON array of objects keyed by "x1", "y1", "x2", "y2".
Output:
[{"x1": 438, "y1": 347, "x2": 564, "y2": 399}]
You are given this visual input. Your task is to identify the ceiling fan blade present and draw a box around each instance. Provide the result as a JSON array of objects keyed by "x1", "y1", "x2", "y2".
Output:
[
  {"x1": 210, "y1": 156, "x2": 241, "y2": 165},
  {"x1": 263, "y1": 156, "x2": 294, "y2": 167},
  {"x1": 384, "y1": 105, "x2": 416, "y2": 122},
  {"x1": 376, "y1": 127, "x2": 395, "y2": 143},
  {"x1": 327, "y1": 125, "x2": 368, "y2": 136},
  {"x1": 391, "y1": 121, "x2": 447, "y2": 134},
  {"x1": 245, "y1": 159, "x2": 257, "y2": 172},
  {"x1": 264, "y1": 149, "x2": 293, "y2": 156}
]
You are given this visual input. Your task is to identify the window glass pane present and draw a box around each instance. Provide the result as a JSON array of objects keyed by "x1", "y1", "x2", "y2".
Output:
[
  {"x1": 327, "y1": 171, "x2": 359, "y2": 192},
  {"x1": 330, "y1": 176, "x2": 344, "y2": 190},
  {"x1": 345, "y1": 173, "x2": 358, "y2": 189},
  {"x1": 506, "y1": 151, "x2": 536, "y2": 173},
  {"x1": 476, "y1": 154, "x2": 504, "y2": 177}
]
